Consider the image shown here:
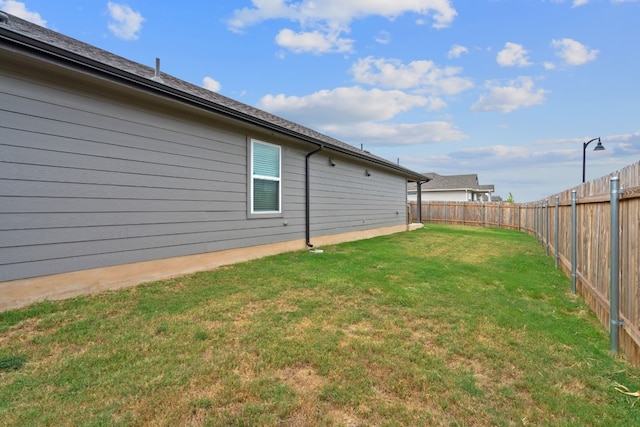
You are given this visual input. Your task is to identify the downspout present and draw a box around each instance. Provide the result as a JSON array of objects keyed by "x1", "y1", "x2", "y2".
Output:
[{"x1": 305, "y1": 144, "x2": 323, "y2": 247}]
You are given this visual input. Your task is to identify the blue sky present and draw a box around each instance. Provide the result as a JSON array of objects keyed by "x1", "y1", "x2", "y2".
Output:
[{"x1": 2, "y1": 0, "x2": 639, "y2": 202}]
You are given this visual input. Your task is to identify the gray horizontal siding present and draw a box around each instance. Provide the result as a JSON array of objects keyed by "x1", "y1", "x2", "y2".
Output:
[
  {"x1": 0, "y1": 66, "x2": 308, "y2": 282},
  {"x1": 307, "y1": 155, "x2": 408, "y2": 237},
  {"x1": 0, "y1": 217, "x2": 305, "y2": 247},
  {"x1": 1, "y1": 122, "x2": 245, "y2": 174},
  {"x1": 0, "y1": 228, "x2": 305, "y2": 281},
  {"x1": 0, "y1": 59, "x2": 410, "y2": 284},
  {"x1": 0, "y1": 180, "x2": 246, "y2": 201},
  {"x1": 0, "y1": 211, "x2": 241, "y2": 230},
  {"x1": 0, "y1": 162, "x2": 243, "y2": 191},
  {"x1": 4, "y1": 78, "x2": 247, "y2": 156},
  {"x1": 1, "y1": 197, "x2": 246, "y2": 213},
  {"x1": 2, "y1": 143, "x2": 242, "y2": 181},
  {"x1": 1, "y1": 221, "x2": 303, "y2": 265}
]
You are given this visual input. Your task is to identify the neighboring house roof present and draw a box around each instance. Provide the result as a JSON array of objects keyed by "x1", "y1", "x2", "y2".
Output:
[
  {"x1": 0, "y1": 12, "x2": 428, "y2": 182},
  {"x1": 477, "y1": 184, "x2": 496, "y2": 192},
  {"x1": 407, "y1": 173, "x2": 495, "y2": 193}
]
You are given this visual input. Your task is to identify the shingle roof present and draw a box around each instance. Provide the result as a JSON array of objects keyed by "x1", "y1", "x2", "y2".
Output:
[
  {"x1": 0, "y1": 12, "x2": 428, "y2": 182},
  {"x1": 422, "y1": 173, "x2": 478, "y2": 190},
  {"x1": 407, "y1": 173, "x2": 495, "y2": 192}
]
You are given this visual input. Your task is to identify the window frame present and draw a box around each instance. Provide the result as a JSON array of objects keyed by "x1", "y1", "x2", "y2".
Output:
[{"x1": 248, "y1": 138, "x2": 282, "y2": 218}]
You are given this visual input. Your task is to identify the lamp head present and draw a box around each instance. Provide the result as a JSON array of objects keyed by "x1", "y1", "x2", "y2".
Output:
[{"x1": 594, "y1": 140, "x2": 605, "y2": 151}]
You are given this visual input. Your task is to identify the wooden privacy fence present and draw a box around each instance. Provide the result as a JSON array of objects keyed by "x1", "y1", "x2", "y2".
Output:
[{"x1": 408, "y1": 160, "x2": 640, "y2": 367}]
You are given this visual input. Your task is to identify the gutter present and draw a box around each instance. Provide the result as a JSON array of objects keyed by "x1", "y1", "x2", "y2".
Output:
[{"x1": 305, "y1": 144, "x2": 323, "y2": 247}]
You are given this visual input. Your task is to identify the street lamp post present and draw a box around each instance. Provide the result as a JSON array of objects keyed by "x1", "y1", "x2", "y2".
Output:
[{"x1": 582, "y1": 137, "x2": 605, "y2": 183}]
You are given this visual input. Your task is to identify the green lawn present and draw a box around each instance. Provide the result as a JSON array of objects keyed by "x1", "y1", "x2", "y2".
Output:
[{"x1": 1, "y1": 224, "x2": 639, "y2": 426}]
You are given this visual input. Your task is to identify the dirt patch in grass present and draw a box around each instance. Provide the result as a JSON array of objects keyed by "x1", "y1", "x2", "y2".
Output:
[{"x1": 277, "y1": 366, "x2": 326, "y2": 395}]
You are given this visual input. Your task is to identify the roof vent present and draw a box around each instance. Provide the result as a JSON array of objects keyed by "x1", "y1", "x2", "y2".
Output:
[
  {"x1": 151, "y1": 57, "x2": 163, "y2": 83},
  {"x1": 0, "y1": 12, "x2": 9, "y2": 24}
]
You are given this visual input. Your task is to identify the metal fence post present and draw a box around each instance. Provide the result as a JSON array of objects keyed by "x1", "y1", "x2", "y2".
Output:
[
  {"x1": 554, "y1": 196, "x2": 559, "y2": 269},
  {"x1": 610, "y1": 176, "x2": 622, "y2": 353},
  {"x1": 545, "y1": 199, "x2": 549, "y2": 255},
  {"x1": 537, "y1": 202, "x2": 542, "y2": 245},
  {"x1": 571, "y1": 190, "x2": 577, "y2": 294},
  {"x1": 537, "y1": 202, "x2": 542, "y2": 243},
  {"x1": 533, "y1": 202, "x2": 540, "y2": 244}
]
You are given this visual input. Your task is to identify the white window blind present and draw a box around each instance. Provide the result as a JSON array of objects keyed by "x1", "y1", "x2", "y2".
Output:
[{"x1": 251, "y1": 140, "x2": 281, "y2": 213}]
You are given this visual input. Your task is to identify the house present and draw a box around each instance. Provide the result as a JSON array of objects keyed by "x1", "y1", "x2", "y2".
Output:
[
  {"x1": 0, "y1": 13, "x2": 428, "y2": 310},
  {"x1": 407, "y1": 173, "x2": 495, "y2": 202}
]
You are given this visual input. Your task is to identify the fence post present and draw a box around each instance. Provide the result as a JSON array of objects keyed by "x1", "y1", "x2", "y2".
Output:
[
  {"x1": 571, "y1": 190, "x2": 577, "y2": 295},
  {"x1": 445, "y1": 203, "x2": 448, "y2": 224},
  {"x1": 545, "y1": 199, "x2": 549, "y2": 255},
  {"x1": 462, "y1": 202, "x2": 465, "y2": 226},
  {"x1": 498, "y1": 202, "x2": 502, "y2": 228},
  {"x1": 610, "y1": 176, "x2": 622, "y2": 353},
  {"x1": 534, "y1": 203, "x2": 538, "y2": 240},
  {"x1": 537, "y1": 202, "x2": 542, "y2": 243},
  {"x1": 554, "y1": 196, "x2": 559, "y2": 269},
  {"x1": 537, "y1": 202, "x2": 542, "y2": 245}
]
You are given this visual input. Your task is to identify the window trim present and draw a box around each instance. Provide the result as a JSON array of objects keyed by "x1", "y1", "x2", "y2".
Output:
[{"x1": 248, "y1": 138, "x2": 282, "y2": 218}]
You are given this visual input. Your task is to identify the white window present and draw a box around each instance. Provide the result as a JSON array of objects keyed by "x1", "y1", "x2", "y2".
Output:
[{"x1": 250, "y1": 139, "x2": 281, "y2": 214}]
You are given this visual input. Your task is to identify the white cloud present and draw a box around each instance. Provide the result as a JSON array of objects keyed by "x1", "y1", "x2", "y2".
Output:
[
  {"x1": 107, "y1": 2, "x2": 144, "y2": 41},
  {"x1": 471, "y1": 77, "x2": 548, "y2": 113},
  {"x1": 323, "y1": 121, "x2": 468, "y2": 145},
  {"x1": 257, "y1": 85, "x2": 466, "y2": 145},
  {"x1": 275, "y1": 28, "x2": 353, "y2": 54},
  {"x1": 228, "y1": 0, "x2": 457, "y2": 54},
  {"x1": 228, "y1": 0, "x2": 457, "y2": 31},
  {"x1": 202, "y1": 77, "x2": 221, "y2": 92},
  {"x1": 449, "y1": 145, "x2": 531, "y2": 161},
  {"x1": 551, "y1": 38, "x2": 598, "y2": 65},
  {"x1": 351, "y1": 56, "x2": 473, "y2": 96},
  {"x1": 496, "y1": 42, "x2": 532, "y2": 67},
  {"x1": 600, "y1": 132, "x2": 640, "y2": 155},
  {"x1": 448, "y1": 133, "x2": 640, "y2": 170},
  {"x1": 550, "y1": 0, "x2": 638, "y2": 4},
  {"x1": 448, "y1": 44, "x2": 469, "y2": 59},
  {"x1": 0, "y1": 0, "x2": 46, "y2": 26},
  {"x1": 258, "y1": 86, "x2": 428, "y2": 126},
  {"x1": 374, "y1": 30, "x2": 391, "y2": 45},
  {"x1": 543, "y1": 61, "x2": 556, "y2": 70}
]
